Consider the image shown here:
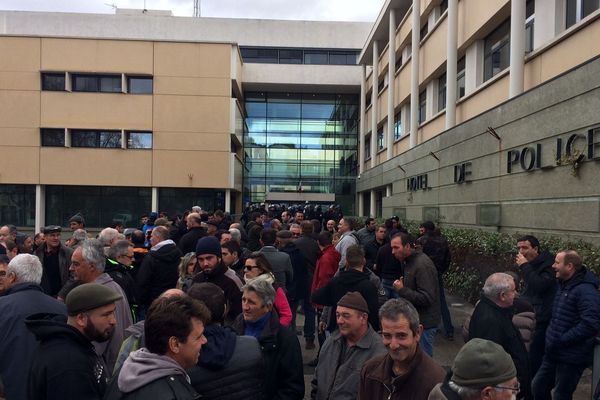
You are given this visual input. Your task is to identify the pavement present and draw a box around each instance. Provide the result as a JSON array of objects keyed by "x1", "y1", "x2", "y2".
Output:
[{"x1": 296, "y1": 292, "x2": 594, "y2": 400}]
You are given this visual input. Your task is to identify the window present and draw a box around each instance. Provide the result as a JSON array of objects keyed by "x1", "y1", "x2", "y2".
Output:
[
  {"x1": 377, "y1": 127, "x2": 385, "y2": 150},
  {"x1": 41, "y1": 73, "x2": 65, "y2": 91},
  {"x1": 457, "y1": 57, "x2": 466, "y2": 99},
  {"x1": 438, "y1": 73, "x2": 447, "y2": 112},
  {"x1": 378, "y1": 79, "x2": 385, "y2": 93},
  {"x1": 71, "y1": 130, "x2": 122, "y2": 148},
  {"x1": 365, "y1": 135, "x2": 372, "y2": 160},
  {"x1": 304, "y1": 51, "x2": 328, "y2": 64},
  {"x1": 484, "y1": 20, "x2": 510, "y2": 81},
  {"x1": 525, "y1": 0, "x2": 535, "y2": 53},
  {"x1": 127, "y1": 132, "x2": 152, "y2": 149},
  {"x1": 240, "y1": 48, "x2": 278, "y2": 63},
  {"x1": 40, "y1": 128, "x2": 65, "y2": 147},
  {"x1": 566, "y1": 0, "x2": 599, "y2": 28},
  {"x1": 279, "y1": 49, "x2": 303, "y2": 64},
  {"x1": 395, "y1": 53, "x2": 403, "y2": 72},
  {"x1": 420, "y1": 22, "x2": 429, "y2": 41},
  {"x1": 329, "y1": 51, "x2": 357, "y2": 65},
  {"x1": 127, "y1": 76, "x2": 153, "y2": 94},
  {"x1": 440, "y1": 0, "x2": 448, "y2": 14},
  {"x1": 72, "y1": 74, "x2": 122, "y2": 93},
  {"x1": 366, "y1": 91, "x2": 372, "y2": 108},
  {"x1": 418, "y1": 90, "x2": 427, "y2": 123},
  {"x1": 394, "y1": 112, "x2": 402, "y2": 140},
  {"x1": 240, "y1": 47, "x2": 359, "y2": 65}
]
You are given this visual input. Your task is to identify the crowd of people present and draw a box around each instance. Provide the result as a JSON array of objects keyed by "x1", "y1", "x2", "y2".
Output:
[{"x1": 0, "y1": 206, "x2": 599, "y2": 400}]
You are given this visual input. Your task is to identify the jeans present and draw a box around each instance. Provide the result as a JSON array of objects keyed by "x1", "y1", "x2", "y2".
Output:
[
  {"x1": 532, "y1": 356, "x2": 586, "y2": 400},
  {"x1": 382, "y1": 278, "x2": 401, "y2": 300},
  {"x1": 419, "y1": 327, "x2": 437, "y2": 357},
  {"x1": 438, "y1": 275, "x2": 454, "y2": 336},
  {"x1": 291, "y1": 297, "x2": 316, "y2": 339}
]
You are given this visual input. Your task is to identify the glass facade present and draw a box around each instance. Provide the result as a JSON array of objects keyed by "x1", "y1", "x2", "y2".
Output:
[
  {"x1": 244, "y1": 92, "x2": 358, "y2": 214},
  {"x1": 159, "y1": 188, "x2": 225, "y2": 217},
  {"x1": 0, "y1": 185, "x2": 35, "y2": 227}
]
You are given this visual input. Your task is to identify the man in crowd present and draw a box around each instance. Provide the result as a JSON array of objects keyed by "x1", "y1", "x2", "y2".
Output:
[
  {"x1": 221, "y1": 240, "x2": 245, "y2": 280},
  {"x1": 356, "y1": 217, "x2": 376, "y2": 245},
  {"x1": 311, "y1": 292, "x2": 386, "y2": 400},
  {"x1": 27, "y1": 283, "x2": 122, "y2": 400},
  {"x1": 70, "y1": 239, "x2": 133, "y2": 373},
  {"x1": 335, "y1": 218, "x2": 359, "y2": 270},
  {"x1": 105, "y1": 295, "x2": 210, "y2": 399},
  {"x1": 178, "y1": 212, "x2": 207, "y2": 254},
  {"x1": 515, "y1": 234, "x2": 556, "y2": 376},
  {"x1": 232, "y1": 279, "x2": 305, "y2": 400},
  {"x1": 358, "y1": 298, "x2": 445, "y2": 399},
  {"x1": 105, "y1": 239, "x2": 138, "y2": 310},
  {"x1": 390, "y1": 232, "x2": 440, "y2": 356},
  {"x1": 259, "y1": 228, "x2": 294, "y2": 293},
  {"x1": 0, "y1": 254, "x2": 67, "y2": 400},
  {"x1": 468, "y1": 272, "x2": 531, "y2": 399},
  {"x1": 68, "y1": 213, "x2": 85, "y2": 231},
  {"x1": 364, "y1": 224, "x2": 387, "y2": 271},
  {"x1": 35, "y1": 225, "x2": 74, "y2": 297},
  {"x1": 532, "y1": 250, "x2": 600, "y2": 400},
  {"x1": 429, "y1": 338, "x2": 520, "y2": 400}
]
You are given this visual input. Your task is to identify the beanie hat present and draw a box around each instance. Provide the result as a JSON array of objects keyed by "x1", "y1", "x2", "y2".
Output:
[
  {"x1": 337, "y1": 291, "x2": 369, "y2": 314},
  {"x1": 452, "y1": 338, "x2": 516, "y2": 387},
  {"x1": 195, "y1": 236, "x2": 222, "y2": 258},
  {"x1": 66, "y1": 283, "x2": 123, "y2": 316},
  {"x1": 68, "y1": 213, "x2": 85, "y2": 225}
]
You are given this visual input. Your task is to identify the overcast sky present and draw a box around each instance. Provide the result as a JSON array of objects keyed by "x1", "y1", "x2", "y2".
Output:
[{"x1": 0, "y1": 0, "x2": 386, "y2": 21}]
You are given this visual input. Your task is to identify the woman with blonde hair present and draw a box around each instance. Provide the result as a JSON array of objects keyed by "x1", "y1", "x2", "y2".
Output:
[{"x1": 176, "y1": 252, "x2": 196, "y2": 291}]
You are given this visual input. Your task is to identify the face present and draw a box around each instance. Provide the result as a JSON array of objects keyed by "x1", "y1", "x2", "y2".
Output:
[
  {"x1": 381, "y1": 316, "x2": 421, "y2": 365},
  {"x1": 295, "y1": 212, "x2": 304, "y2": 222},
  {"x1": 219, "y1": 233, "x2": 232, "y2": 244},
  {"x1": 150, "y1": 230, "x2": 161, "y2": 247},
  {"x1": 338, "y1": 219, "x2": 349, "y2": 234},
  {"x1": 290, "y1": 226, "x2": 301, "y2": 238},
  {"x1": 390, "y1": 237, "x2": 410, "y2": 261},
  {"x1": 242, "y1": 290, "x2": 271, "y2": 322},
  {"x1": 281, "y1": 211, "x2": 289, "y2": 222},
  {"x1": 174, "y1": 317, "x2": 207, "y2": 370},
  {"x1": 221, "y1": 248, "x2": 237, "y2": 267},
  {"x1": 141, "y1": 216, "x2": 148, "y2": 225},
  {"x1": 336, "y1": 305, "x2": 366, "y2": 340},
  {"x1": 206, "y1": 225, "x2": 217, "y2": 235},
  {"x1": 327, "y1": 220, "x2": 336, "y2": 231},
  {"x1": 82, "y1": 303, "x2": 117, "y2": 342},
  {"x1": 375, "y1": 227, "x2": 387, "y2": 241},
  {"x1": 69, "y1": 221, "x2": 83, "y2": 231},
  {"x1": 418, "y1": 226, "x2": 426, "y2": 235},
  {"x1": 0, "y1": 227, "x2": 10, "y2": 243},
  {"x1": 367, "y1": 220, "x2": 376, "y2": 231},
  {"x1": 197, "y1": 253, "x2": 220, "y2": 272},
  {"x1": 553, "y1": 252, "x2": 574, "y2": 281},
  {"x1": 35, "y1": 233, "x2": 45, "y2": 246},
  {"x1": 45, "y1": 232, "x2": 62, "y2": 249},
  {"x1": 517, "y1": 240, "x2": 538, "y2": 262},
  {"x1": 70, "y1": 247, "x2": 96, "y2": 283},
  {"x1": 186, "y1": 259, "x2": 196, "y2": 275},
  {"x1": 244, "y1": 258, "x2": 263, "y2": 280},
  {"x1": 0, "y1": 263, "x2": 14, "y2": 292},
  {"x1": 499, "y1": 280, "x2": 517, "y2": 307},
  {"x1": 22, "y1": 237, "x2": 34, "y2": 253},
  {"x1": 116, "y1": 247, "x2": 135, "y2": 267}
]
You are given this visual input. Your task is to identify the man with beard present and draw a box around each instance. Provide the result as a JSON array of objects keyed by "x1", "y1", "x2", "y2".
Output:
[{"x1": 26, "y1": 283, "x2": 122, "y2": 400}]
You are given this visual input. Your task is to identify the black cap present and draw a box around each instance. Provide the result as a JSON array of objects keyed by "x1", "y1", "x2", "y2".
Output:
[{"x1": 43, "y1": 225, "x2": 62, "y2": 234}]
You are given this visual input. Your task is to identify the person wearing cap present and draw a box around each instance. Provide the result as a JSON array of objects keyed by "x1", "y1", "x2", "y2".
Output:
[
  {"x1": 0, "y1": 254, "x2": 66, "y2": 400},
  {"x1": 26, "y1": 282, "x2": 122, "y2": 400},
  {"x1": 35, "y1": 225, "x2": 74, "y2": 297},
  {"x1": 68, "y1": 213, "x2": 85, "y2": 231},
  {"x1": 70, "y1": 238, "x2": 133, "y2": 374},
  {"x1": 358, "y1": 298, "x2": 445, "y2": 400},
  {"x1": 311, "y1": 292, "x2": 386, "y2": 400},
  {"x1": 191, "y1": 236, "x2": 243, "y2": 323},
  {"x1": 429, "y1": 338, "x2": 520, "y2": 400}
]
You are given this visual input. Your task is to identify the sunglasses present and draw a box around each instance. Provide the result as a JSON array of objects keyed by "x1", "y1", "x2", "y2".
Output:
[{"x1": 244, "y1": 265, "x2": 260, "y2": 271}]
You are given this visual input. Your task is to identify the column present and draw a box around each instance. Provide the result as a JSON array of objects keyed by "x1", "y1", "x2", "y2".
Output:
[
  {"x1": 151, "y1": 187, "x2": 159, "y2": 212},
  {"x1": 410, "y1": 0, "x2": 421, "y2": 148},
  {"x1": 359, "y1": 64, "x2": 366, "y2": 175},
  {"x1": 370, "y1": 190, "x2": 376, "y2": 218},
  {"x1": 386, "y1": 184, "x2": 392, "y2": 197},
  {"x1": 509, "y1": 0, "x2": 526, "y2": 98},
  {"x1": 371, "y1": 41, "x2": 379, "y2": 169},
  {"x1": 35, "y1": 184, "x2": 45, "y2": 233},
  {"x1": 387, "y1": 9, "x2": 396, "y2": 160},
  {"x1": 445, "y1": 0, "x2": 458, "y2": 129},
  {"x1": 358, "y1": 192, "x2": 364, "y2": 217},
  {"x1": 225, "y1": 189, "x2": 231, "y2": 213}
]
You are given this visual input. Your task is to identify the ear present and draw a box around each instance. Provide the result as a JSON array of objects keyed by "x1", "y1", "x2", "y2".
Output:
[
  {"x1": 168, "y1": 336, "x2": 180, "y2": 354},
  {"x1": 480, "y1": 386, "x2": 495, "y2": 399},
  {"x1": 414, "y1": 324, "x2": 424, "y2": 342},
  {"x1": 74, "y1": 313, "x2": 88, "y2": 329}
]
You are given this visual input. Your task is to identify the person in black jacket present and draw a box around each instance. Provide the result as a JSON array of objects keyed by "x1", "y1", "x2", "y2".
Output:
[
  {"x1": 26, "y1": 283, "x2": 123, "y2": 400},
  {"x1": 312, "y1": 245, "x2": 380, "y2": 332},
  {"x1": 188, "y1": 282, "x2": 264, "y2": 400},
  {"x1": 515, "y1": 235, "x2": 556, "y2": 377},
  {"x1": 364, "y1": 224, "x2": 387, "y2": 271},
  {"x1": 178, "y1": 212, "x2": 207, "y2": 254},
  {"x1": 106, "y1": 239, "x2": 138, "y2": 310},
  {"x1": 105, "y1": 295, "x2": 210, "y2": 400},
  {"x1": 468, "y1": 272, "x2": 531, "y2": 400}
]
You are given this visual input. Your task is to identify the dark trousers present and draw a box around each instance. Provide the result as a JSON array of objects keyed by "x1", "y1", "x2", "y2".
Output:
[
  {"x1": 532, "y1": 356, "x2": 586, "y2": 400},
  {"x1": 438, "y1": 275, "x2": 454, "y2": 335},
  {"x1": 529, "y1": 323, "x2": 548, "y2": 379},
  {"x1": 291, "y1": 297, "x2": 316, "y2": 339}
]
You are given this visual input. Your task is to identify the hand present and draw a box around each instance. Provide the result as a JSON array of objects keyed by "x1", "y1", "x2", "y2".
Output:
[
  {"x1": 515, "y1": 253, "x2": 527, "y2": 267},
  {"x1": 393, "y1": 278, "x2": 404, "y2": 291},
  {"x1": 318, "y1": 321, "x2": 327, "y2": 333}
]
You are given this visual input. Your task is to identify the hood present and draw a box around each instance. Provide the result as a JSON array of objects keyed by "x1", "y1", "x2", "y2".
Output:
[
  {"x1": 25, "y1": 313, "x2": 89, "y2": 346},
  {"x1": 531, "y1": 251, "x2": 555, "y2": 268},
  {"x1": 197, "y1": 325, "x2": 237, "y2": 369},
  {"x1": 118, "y1": 348, "x2": 189, "y2": 393},
  {"x1": 563, "y1": 267, "x2": 599, "y2": 288},
  {"x1": 125, "y1": 320, "x2": 145, "y2": 338},
  {"x1": 151, "y1": 241, "x2": 182, "y2": 263},
  {"x1": 338, "y1": 268, "x2": 371, "y2": 285}
]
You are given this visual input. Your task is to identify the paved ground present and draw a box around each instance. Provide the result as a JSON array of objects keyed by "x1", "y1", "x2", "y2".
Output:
[{"x1": 297, "y1": 292, "x2": 594, "y2": 400}]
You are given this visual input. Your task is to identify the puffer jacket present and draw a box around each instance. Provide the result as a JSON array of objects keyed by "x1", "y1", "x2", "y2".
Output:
[{"x1": 545, "y1": 267, "x2": 600, "y2": 366}]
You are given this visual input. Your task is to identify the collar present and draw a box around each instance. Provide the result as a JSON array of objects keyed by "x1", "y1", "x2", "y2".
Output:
[
  {"x1": 365, "y1": 347, "x2": 424, "y2": 387},
  {"x1": 151, "y1": 239, "x2": 175, "y2": 251},
  {"x1": 332, "y1": 325, "x2": 379, "y2": 349}
]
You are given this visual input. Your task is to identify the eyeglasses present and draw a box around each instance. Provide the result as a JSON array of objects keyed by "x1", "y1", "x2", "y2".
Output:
[
  {"x1": 244, "y1": 265, "x2": 260, "y2": 271},
  {"x1": 493, "y1": 383, "x2": 520, "y2": 394}
]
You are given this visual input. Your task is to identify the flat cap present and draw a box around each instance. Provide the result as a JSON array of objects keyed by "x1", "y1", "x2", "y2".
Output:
[
  {"x1": 43, "y1": 225, "x2": 62, "y2": 234},
  {"x1": 66, "y1": 283, "x2": 122, "y2": 316},
  {"x1": 337, "y1": 291, "x2": 369, "y2": 314}
]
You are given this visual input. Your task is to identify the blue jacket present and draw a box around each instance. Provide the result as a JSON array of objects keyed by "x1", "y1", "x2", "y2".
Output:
[{"x1": 545, "y1": 268, "x2": 600, "y2": 365}]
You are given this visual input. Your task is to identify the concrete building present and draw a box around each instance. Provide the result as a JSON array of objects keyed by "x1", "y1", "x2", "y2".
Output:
[
  {"x1": 357, "y1": 0, "x2": 600, "y2": 243},
  {"x1": 0, "y1": 10, "x2": 369, "y2": 230}
]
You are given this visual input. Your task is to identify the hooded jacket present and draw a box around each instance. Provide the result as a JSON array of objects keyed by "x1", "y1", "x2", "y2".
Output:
[
  {"x1": 520, "y1": 251, "x2": 557, "y2": 325},
  {"x1": 188, "y1": 325, "x2": 264, "y2": 400},
  {"x1": 137, "y1": 240, "x2": 182, "y2": 307},
  {"x1": 25, "y1": 313, "x2": 109, "y2": 400},
  {"x1": 104, "y1": 348, "x2": 199, "y2": 400},
  {"x1": 191, "y1": 262, "x2": 242, "y2": 321}
]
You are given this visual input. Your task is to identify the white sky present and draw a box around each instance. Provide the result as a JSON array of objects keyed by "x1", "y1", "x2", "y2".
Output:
[{"x1": 0, "y1": 0, "x2": 386, "y2": 21}]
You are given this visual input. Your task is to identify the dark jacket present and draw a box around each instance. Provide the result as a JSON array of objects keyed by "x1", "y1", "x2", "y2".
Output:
[
  {"x1": 358, "y1": 348, "x2": 445, "y2": 400},
  {"x1": 469, "y1": 295, "x2": 531, "y2": 397},
  {"x1": 520, "y1": 251, "x2": 557, "y2": 325},
  {"x1": 0, "y1": 283, "x2": 66, "y2": 400},
  {"x1": 35, "y1": 244, "x2": 74, "y2": 296},
  {"x1": 105, "y1": 258, "x2": 138, "y2": 307},
  {"x1": 364, "y1": 238, "x2": 385, "y2": 271},
  {"x1": 545, "y1": 267, "x2": 600, "y2": 366},
  {"x1": 311, "y1": 268, "x2": 380, "y2": 331},
  {"x1": 428, "y1": 372, "x2": 463, "y2": 400},
  {"x1": 395, "y1": 251, "x2": 440, "y2": 329},
  {"x1": 137, "y1": 240, "x2": 182, "y2": 308},
  {"x1": 293, "y1": 235, "x2": 321, "y2": 275},
  {"x1": 191, "y1": 263, "x2": 242, "y2": 321},
  {"x1": 416, "y1": 232, "x2": 451, "y2": 275},
  {"x1": 25, "y1": 313, "x2": 109, "y2": 400},
  {"x1": 232, "y1": 312, "x2": 304, "y2": 400},
  {"x1": 280, "y1": 242, "x2": 308, "y2": 301},
  {"x1": 374, "y1": 243, "x2": 403, "y2": 280},
  {"x1": 259, "y1": 246, "x2": 294, "y2": 293},
  {"x1": 178, "y1": 227, "x2": 207, "y2": 255},
  {"x1": 188, "y1": 325, "x2": 264, "y2": 400}
]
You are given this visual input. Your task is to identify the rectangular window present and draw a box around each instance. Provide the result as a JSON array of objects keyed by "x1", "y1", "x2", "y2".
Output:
[
  {"x1": 420, "y1": 22, "x2": 429, "y2": 41},
  {"x1": 483, "y1": 19, "x2": 511, "y2": 81},
  {"x1": 41, "y1": 73, "x2": 65, "y2": 91},
  {"x1": 329, "y1": 51, "x2": 356, "y2": 65},
  {"x1": 377, "y1": 127, "x2": 384, "y2": 150},
  {"x1": 525, "y1": 0, "x2": 535, "y2": 53},
  {"x1": 72, "y1": 74, "x2": 122, "y2": 93},
  {"x1": 365, "y1": 135, "x2": 372, "y2": 160},
  {"x1": 304, "y1": 51, "x2": 328, "y2": 64},
  {"x1": 439, "y1": 0, "x2": 448, "y2": 14},
  {"x1": 378, "y1": 79, "x2": 385, "y2": 93},
  {"x1": 71, "y1": 130, "x2": 122, "y2": 148},
  {"x1": 366, "y1": 91, "x2": 372, "y2": 108},
  {"x1": 457, "y1": 57, "x2": 466, "y2": 99},
  {"x1": 279, "y1": 49, "x2": 303, "y2": 64},
  {"x1": 40, "y1": 128, "x2": 65, "y2": 147},
  {"x1": 127, "y1": 132, "x2": 152, "y2": 149},
  {"x1": 240, "y1": 48, "x2": 278, "y2": 63},
  {"x1": 127, "y1": 76, "x2": 153, "y2": 94},
  {"x1": 438, "y1": 73, "x2": 447, "y2": 112},
  {"x1": 394, "y1": 112, "x2": 402, "y2": 140},
  {"x1": 418, "y1": 90, "x2": 427, "y2": 123},
  {"x1": 566, "y1": 0, "x2": 599, "y2": 28},
  {"x1": 395, "y1": 53, "x2": 403, "y2": 72}
]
